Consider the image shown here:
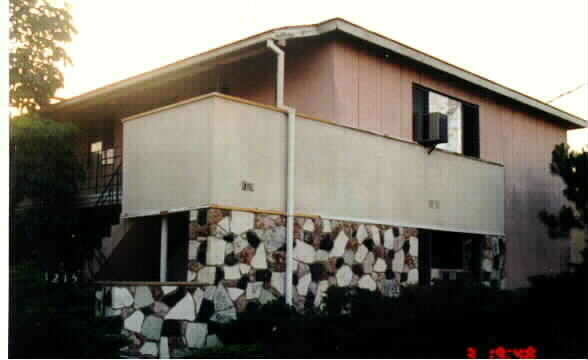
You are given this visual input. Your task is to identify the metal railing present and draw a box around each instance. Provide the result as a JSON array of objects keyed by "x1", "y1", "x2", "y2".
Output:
[
  {"x1": 95, "y1": 163, "x2": 122, "y2": 208},
  {"x1": 81, "y1": 148, "x2": 122, "y2": 207}
]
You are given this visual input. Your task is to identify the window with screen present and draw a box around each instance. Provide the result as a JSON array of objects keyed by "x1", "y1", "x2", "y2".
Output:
[{"x1": 413, "y1": 85, "x2": 480, "y2": 158}]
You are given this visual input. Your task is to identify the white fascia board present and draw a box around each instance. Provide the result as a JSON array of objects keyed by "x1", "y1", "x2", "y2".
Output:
[
  {"x1": 322, "y1": 214, "x2": 505, "y2": 237},
  {"x1": 273, "y1": 21, "x2": 337, "y2": 40}
]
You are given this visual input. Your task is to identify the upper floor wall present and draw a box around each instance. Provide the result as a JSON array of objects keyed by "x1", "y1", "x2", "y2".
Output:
[{"x1": 327, "y1": 35, "x2": 567, "y2": 163}]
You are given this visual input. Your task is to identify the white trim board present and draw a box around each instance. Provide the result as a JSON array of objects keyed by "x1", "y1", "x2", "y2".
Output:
[
  {"x1": 121, "y1": 205, "x2": 210, "y2": 219},
  {"x1": 320, "y1": 214, "x2": 505, "y2": 237}
]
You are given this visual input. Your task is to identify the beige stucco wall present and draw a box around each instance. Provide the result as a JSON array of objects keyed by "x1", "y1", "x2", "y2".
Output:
[
  {"x1": 122, "y1": 97, "x2": 213, "y2": 217},
  {"x1": 295, "y1": 118, "x2": 504, "y2": 234},
  {"x1": 210, "y1": 98, "x2": 287, "y2": 211},
  {"x1": 122, "y1": 95, "x2": 504, "y2": 236}
]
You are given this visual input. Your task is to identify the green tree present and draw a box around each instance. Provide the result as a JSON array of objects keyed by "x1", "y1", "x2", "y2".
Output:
[
  {"x1": 9, "y1": 0, "x2": 84, "y2": 273},
  {"x1": 10, "y1": 114, "x2": 83, "y2": 208},
  {"x1": 539, "y1": 143, "x2": 587, "y2": 268},
  {"x1": 9, "y1": 0, "x2": 76, "y2": 113},
  {"x1": 8, "y1": 2, "x2": 126, "y2": 357},
  {"x1": 533, "y1": 143, "x2": 587, "y2": 357},
  {"x1": 10, "y1": 114, "x2": 85, "y2": 272}
]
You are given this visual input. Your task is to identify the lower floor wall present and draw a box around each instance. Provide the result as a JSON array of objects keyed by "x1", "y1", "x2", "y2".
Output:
[
  {"x1": 96, "y1": 207, "x2": 506, "y2": 357},
  {"x1": 187, "y1": 208, "x2": 421, "y2": 303}
]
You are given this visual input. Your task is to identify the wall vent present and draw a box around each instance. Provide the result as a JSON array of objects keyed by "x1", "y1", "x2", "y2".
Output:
[{"x1": 241, "y1": 181, "x2": 254, "y2": 192}]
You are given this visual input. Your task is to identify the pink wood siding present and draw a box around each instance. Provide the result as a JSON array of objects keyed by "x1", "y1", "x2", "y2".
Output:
[
  {"x1": 398, "y1": 65, "x2": 421, "y2": 140},
  {"x1": 225, "y1": 53, "x2": 275, "y2": 105},
  {"x1": 333, "y1": 39, "x2": 359, "y2": 127},
  {"x1": 329, "y1": 36, "x2": 570, "y2": 288},
  {"x1": 284, "y1": 37, "x2": 337, "y2": 121},
  {"x1": 358, "y1": 47, "x2": 382, "y2": 132},
  {"x1": 380, "y1": 59, "x2": 402, "y2": 137}
]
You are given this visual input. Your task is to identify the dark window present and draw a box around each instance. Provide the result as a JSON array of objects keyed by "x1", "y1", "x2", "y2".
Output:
[
  {"x1": 431, "y1": 230, "x2": 464, "y2": 269},
  {"x1": 462, "y1": 103, "x2": 480, "y2": 158},
  {"x1": 420, "y1": 230, "x2": 485, "y2": 285},
  {"x1": 413, "y1": 86, "x2": 429, "y2": 142},
  {"x1": 413, "y1": 84, "x2": 480, "y2": 158},
  {"x1": 418, "y1": 231, "x2": 433, "y2": 285}
]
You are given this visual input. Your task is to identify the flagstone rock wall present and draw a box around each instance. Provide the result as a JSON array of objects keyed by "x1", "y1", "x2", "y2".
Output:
[
  {"x1": 95, "y1": 285, "x2": 225, "y2": 358},
  {"x1": 95, "y1": 208, "x2": 506, "y2": 357},
  {"x1": 95, "y1": 208, "x2": 419, "y2": 357},
  {"x1": 187, "y1": 208, "x2": 419, "y2": 306}
]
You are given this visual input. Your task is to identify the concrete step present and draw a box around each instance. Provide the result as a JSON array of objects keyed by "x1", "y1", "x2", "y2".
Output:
[
  {"x1": 101, "y1": 236, "x2": 113, "y2": 258},
  {"x1": 94, "y1": 219, "x2": 134, "y2": 277},
  {"x1": 103, "y1": 220, "x2": 132, "y2": 258}
]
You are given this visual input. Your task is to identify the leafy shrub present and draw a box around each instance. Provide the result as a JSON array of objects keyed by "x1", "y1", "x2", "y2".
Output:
[
  {"x1": 213, "y1": 275, "x2": 586, "y2": 358},
  {"x1": 9, "y1": 262, "x2": 128, "y2": 358},
  {"x1": 186, "y1": 344, "x2": 266, "y2": 358},
  {"x1": 526, "y1": 272, "x2": 587, "y2": 358}
]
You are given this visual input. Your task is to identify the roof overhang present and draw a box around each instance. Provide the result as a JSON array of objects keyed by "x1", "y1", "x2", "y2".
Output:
[{"x1": 45, "y1": 18, "x2": 586, "y2": 129}]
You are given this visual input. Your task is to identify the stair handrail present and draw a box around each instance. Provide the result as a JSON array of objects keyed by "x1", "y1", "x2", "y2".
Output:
[{"x1": 95, "y1": 162, "x2": 122, "y2": 208}]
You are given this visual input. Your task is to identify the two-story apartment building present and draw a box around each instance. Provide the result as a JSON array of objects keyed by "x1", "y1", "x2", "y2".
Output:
[{"x1": 43, "y1": 18, "x2": 585, "y2": 355}]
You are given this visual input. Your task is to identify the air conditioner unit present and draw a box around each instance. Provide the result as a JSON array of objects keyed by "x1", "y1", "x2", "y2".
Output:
[{"x1": 416, "y1": 112, "x2": 448, "y2": 146}]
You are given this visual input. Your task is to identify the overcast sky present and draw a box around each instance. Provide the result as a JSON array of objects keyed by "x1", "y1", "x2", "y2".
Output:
[{"x1": 56, "y1": 0, "x2": 587, "y2": 149}]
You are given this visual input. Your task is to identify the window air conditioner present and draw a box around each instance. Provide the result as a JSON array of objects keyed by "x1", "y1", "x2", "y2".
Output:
[{"x1": 416, "y1": 112, "x2": 448, "y2": 146}]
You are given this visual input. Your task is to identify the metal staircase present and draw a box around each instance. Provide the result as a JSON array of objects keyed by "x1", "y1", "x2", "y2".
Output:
[
  {"x1": 82, "y1": 148, "x2": 129, "y2": 280},
  {"x1": 85, "y1": 218, "x2": 134, "y2": 280}
]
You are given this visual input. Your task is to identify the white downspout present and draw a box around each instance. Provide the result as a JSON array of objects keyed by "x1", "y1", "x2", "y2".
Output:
[
  {"x1": 267, "y1": 39, "x2": 296, "y2": 306},
  {"x1": 160, "y1": 215, "x2": 168, "y2": 281},
  {"x1": 267, "y1": 40, "x2": 285, "y2": 107}
]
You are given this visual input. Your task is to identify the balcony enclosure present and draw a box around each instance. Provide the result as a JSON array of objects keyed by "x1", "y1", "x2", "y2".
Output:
[{"x1": 122, "y1": 93, "x2": 504, "y2": 236}]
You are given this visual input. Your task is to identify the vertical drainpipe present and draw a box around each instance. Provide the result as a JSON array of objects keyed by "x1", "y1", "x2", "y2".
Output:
[
  {"x1": 160, "y1": 215, "x2": 168, "y2": 281},
  {"x1": 267, "y1": 39, "x2": 296, "y2": 306}
]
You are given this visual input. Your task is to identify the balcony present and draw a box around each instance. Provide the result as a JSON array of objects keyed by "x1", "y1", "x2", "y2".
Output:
[{"x1": 121, "y1": 93, "x2": 505, "y2": 235}]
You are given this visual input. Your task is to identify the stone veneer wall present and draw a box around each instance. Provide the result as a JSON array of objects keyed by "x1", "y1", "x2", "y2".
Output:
[
  {"x1": 186, "y1": 208, "x2": 420, "y2": 304},
  {"x1": 95, "y1": 208, "x2": 419, "y2": 357},
  {"x1": 95, "y1": 208, "x2": 505, "y2": 357}
]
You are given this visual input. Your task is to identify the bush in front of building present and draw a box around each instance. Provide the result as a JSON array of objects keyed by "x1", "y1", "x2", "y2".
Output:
[
  {"x1": 198, "y1": 276, "x2": 586, "y2": 358},
  {"x1": 9, "y1": 261, "x2": 128, "y2": 358}
]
